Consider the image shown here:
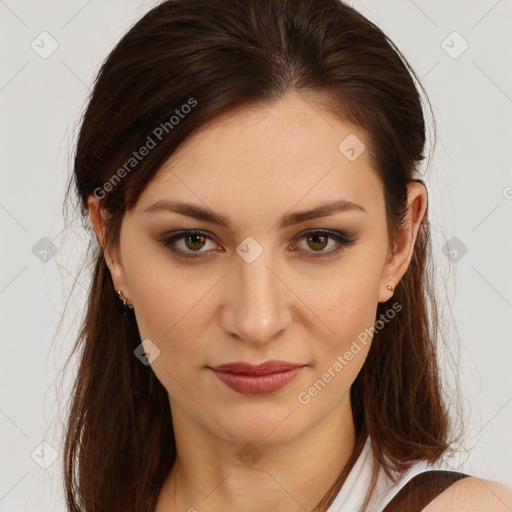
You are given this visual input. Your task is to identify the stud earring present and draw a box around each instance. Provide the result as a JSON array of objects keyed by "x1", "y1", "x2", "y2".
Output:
[
  {"x1": 116, "y1": 289, "x2": 134, "y2": 310},
  {"x1": 386, "y1": 284, "x2": 393, "y2": 291}
]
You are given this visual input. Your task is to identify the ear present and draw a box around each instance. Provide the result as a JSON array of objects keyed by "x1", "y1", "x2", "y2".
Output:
[
  {"x1": 87, "y1": 195, "x2": 130, "y2": 301},
  {"x1": 378, "y1": 181, "x2": 428, "y2": 303}
]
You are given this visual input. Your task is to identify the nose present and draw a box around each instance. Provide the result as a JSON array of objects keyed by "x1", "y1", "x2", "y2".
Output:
[{"x1": 221, "y1": 248, "x2": 292, "y2": 345}]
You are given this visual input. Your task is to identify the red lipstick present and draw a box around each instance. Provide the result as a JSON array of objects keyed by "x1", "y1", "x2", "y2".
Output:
[{"x1": 209, "y1": 360, "x2": 305, "y2": 395}]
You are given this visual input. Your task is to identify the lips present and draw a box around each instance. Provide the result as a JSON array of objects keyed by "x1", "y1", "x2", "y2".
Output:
[
  {"x1": 209, "y1": 360, "x2": 305, "y2": 394},
  {"x1": 211, "y1": 360, "x2": 304, "y2": 375}
]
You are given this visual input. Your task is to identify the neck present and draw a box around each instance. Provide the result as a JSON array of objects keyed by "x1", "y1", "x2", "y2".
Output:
[{"x1": 156, "y1": 393, "x2": 357, "y2": 512}]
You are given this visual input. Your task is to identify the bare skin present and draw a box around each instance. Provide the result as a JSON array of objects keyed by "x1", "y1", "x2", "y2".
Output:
[{"x1": 89, "y1": 91, "x2": 436, "y2": 511}]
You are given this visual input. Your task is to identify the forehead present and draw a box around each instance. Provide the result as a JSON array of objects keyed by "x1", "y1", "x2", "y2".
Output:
[{"x1": 136, "y1": 91, "x2": 384, "y2": 219}]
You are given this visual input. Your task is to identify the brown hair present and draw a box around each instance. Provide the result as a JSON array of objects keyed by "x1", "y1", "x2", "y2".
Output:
[{"x1": 61, "y1": 0, "x2": 457, "y2": 510}]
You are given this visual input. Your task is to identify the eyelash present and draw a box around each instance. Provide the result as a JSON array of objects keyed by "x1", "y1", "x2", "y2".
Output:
[{"x1": 160, "y1": 229, "x2": 356, "y2": 261}]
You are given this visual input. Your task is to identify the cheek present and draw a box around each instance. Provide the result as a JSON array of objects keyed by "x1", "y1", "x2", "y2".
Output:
[
  {"x1": 295, "y1": 279, "x2": 380, "y2": 411},
  {"x1": 130, "y1": 273, "x2": 206, "y2": 342},
  {"x1": 302, "y1": 258, "x2": 382, "y2": 342},
  {"x1": 295, "y1": 253, "x2": 384, "y2": 398},
  {"x1": 119, "y1": 230, "x2": 191, "y2": 337},
  {"x1": 128, "y1": 269, "x2": 216, "y2": 406},
  {"x1": 125, "y1": 255, "x2": 222, "y2": 365},
  {"x1": 310, "y1": 286, "x2": 378, "y2": 382}
]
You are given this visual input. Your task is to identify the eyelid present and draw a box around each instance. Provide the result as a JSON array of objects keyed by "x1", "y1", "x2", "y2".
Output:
[
  {"x1": 160, "y1": 230, "x2": 220, "y2": 258},
  {"x1": 289, "y1": 229, "x2": 356, "y2": 260},
  {"x1": 159, "y1": 229, "x2": 356, "y2": 260}
]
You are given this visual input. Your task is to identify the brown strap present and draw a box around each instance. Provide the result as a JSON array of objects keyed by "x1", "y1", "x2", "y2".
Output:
[{"x1": 382, "y1": 470, "x2": 469, "y2": 512}]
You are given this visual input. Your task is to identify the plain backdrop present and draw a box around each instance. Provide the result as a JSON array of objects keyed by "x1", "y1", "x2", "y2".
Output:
[{"x1": 1, "y1": 0, "x2": 511, "y2": 510}]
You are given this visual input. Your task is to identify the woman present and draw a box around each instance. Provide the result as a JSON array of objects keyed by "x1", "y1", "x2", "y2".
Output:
[{"x1": 62, "y1": 0, "x2": 512, "y2": 510}]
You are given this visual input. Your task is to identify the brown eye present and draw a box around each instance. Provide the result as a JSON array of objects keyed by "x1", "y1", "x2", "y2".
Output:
[
  {"x1": 161, "y1": 230, "x2": 219, "y2": 258},
  {"x1": 184, "y1": 233, "x2": 207, "y2": 251},
  {"x1": 292, "y1": 230, "x2": 357, "y2": 260},
  {"x1": 305, "y1": 233, "x2": 329, "y2": 251}
]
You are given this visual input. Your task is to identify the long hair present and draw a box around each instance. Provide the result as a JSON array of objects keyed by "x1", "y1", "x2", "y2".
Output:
[{"x1": 61, "y1": 0, "x2": 457, "y2": 510}]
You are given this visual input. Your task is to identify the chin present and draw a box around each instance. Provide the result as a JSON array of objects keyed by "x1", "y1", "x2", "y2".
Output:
[{"x1": 212, "y1": 404, "x2": 311, "y2": 447}]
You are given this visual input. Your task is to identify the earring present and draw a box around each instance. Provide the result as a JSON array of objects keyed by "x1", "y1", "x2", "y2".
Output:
[
  {"x1": 116, "y1": 289, "x2": 134, "y2": 310},
  {"x1": 386, "y1": 284, "x2": 393, "y2": 291}
]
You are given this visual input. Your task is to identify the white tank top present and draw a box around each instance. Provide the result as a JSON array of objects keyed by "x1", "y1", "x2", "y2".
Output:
[{"x1": 326, "y1": 436, "x2": 463, "y2": 512}]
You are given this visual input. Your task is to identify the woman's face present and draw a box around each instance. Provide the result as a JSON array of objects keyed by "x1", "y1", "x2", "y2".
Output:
[{"x1": 93, "y1": 91, "x2": 425, "y2": 446}]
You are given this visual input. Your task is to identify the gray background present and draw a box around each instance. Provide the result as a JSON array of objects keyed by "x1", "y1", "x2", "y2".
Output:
[{"x1": 1, "y1": 0, "x2": 511, "y2": 510}]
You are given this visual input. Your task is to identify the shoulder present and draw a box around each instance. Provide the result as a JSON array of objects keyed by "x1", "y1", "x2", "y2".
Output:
[{"x1": 424, "y1": 476, "x2": 512, "y2": 512}]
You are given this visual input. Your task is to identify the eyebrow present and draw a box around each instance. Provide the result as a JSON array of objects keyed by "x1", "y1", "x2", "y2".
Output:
[{"x1": 144, "y1": 198, "x2": 367, "y2": 229}]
